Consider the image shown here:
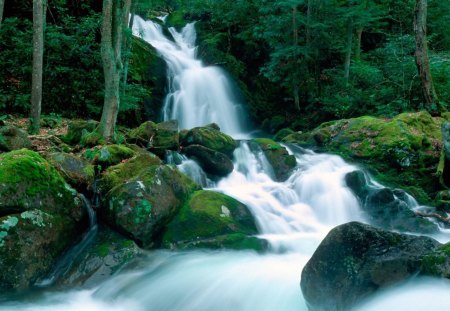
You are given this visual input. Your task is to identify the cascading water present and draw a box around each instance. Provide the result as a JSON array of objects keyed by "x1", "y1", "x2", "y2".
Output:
[
  {"x1": 2, "y1": 17, "x2": 450, "y2": 311},
  {"x1": 132, "y1": 16, "x2": 248, "y2": 137}
]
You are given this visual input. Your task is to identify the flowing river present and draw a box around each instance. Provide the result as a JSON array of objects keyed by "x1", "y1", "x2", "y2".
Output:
[{"x1": 1, "y1": 16, "x2": 450, "y2": 311}]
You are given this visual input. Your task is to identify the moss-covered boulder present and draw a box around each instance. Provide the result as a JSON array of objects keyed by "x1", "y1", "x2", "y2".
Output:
[
  {"x1": 182, "y1": 144, "x2": 234, "y2": 177},
  {"x1": 181, "y1": 126, "x2": 237, "y2": 156},
  {"x1": 127, "y1": 120, "x2": 179, "y2": 151},
  {"x1": 0, "y1": 149, "x2": 86, "y2": 290},
  {"x1": 99, "y1": 152, "x2": 162, "y2": 193},
  {"x1": 252, "y1": 138, "x2": 297, "y2": 181},
  {"x1": 47, "y1": 152, "x2": 95, "y2": 190},
  {"x1": 57, "y1": 227, "x2": 142, "y2": 288},
  {"x1": 63, "y1": 120, "x2": 98, "y2": 145},
  {"x1": 284, "y1": 112, "x2": 443, "y2": 203},
  {"x1": 162, "y1": 190, "x2": 266, "y2": 251},
  {"x1": 301, "y1": 222, "x2": 443, "y2": 311},
  {"x1": 0, "y1": 125, "x2": 31, "y2": 152},
  {"x1": 84, "y1": 145, "x2": 135, "y2": 168},
  {"x1": 103, "y1": 165, "x2": 200, "y2": 248}
]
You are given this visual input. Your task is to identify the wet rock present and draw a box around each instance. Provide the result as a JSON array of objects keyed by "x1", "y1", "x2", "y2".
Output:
[
  {"x1": 57, "y1": 227, "x2": 142, "y2": 288},
  {"x1": 181, "y1": 126, "x2": 237, "y2": 156},
  {"x1": 103, "y1": 165, "x2": 200, "y2": 248},
  {"x1": 47, "y1": 152, "x2": 95, "y2": 190},
  {"x1": 301, "y1": 222, "x2": 442, "y2": 311},
  {"x1": 162, "y1": 190, "x2": 266, "y2": 251},
  {"x1": 182, "y1": 144, "x2": 234, "y2": 177},
  {"x1": 0, "y1": 149, "x2": 86, "y2": 290},
  {"x1": 252, "y1": 138, "x2": 296, "y2": 182},
  {"x1": 0, "y1": 125, "x2": 31, "y2": 152}
]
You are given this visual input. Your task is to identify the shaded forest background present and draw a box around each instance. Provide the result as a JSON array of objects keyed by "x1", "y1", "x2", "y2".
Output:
[{"x1": 0, "y1": 0, "x2": 449, "y2": 133}]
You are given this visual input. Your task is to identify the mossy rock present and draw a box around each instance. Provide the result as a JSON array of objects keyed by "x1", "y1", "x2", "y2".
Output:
[
  {"x1": 0, "y1": 125, "x2": 31, "y2": 152},
  {"x1": 181, "y1": 126, "x2": 237, "y2": 156},
  {"x1": 103, "y1": 165, "x2": 200, "y2": 248},
  {"x1": 162, "y1": 190, "x2": 266, "y2": 251},
  {"x1": 0, "y1": 149, "x2": 86, "y2": 290},
  {"x1": 273, "y1": 128, "x2": 295, "y2": 142},
  {"x1": 182, "y1": 144, "x2": 234, "y2": 177},
  {"x1": 83, "y1": 145, "x2": 135, "y2": 168},
  {"x1": 47, "y1": 152, "x2": 95, "y2": 190},
  {"x1": 127, "y1": 120, "x2": 179, "y2": 151},
  {"x1": 99, "y1": 152, "x2": 162, "y2": 193},
  {"x1": 56, "y1": 226, "x2": 142, "y2": 288},
  {"x1": 252, "y1": 138, "x2": 297, "y2": 182},
  {"x1": 284, "y1": 111, "x2": 443, "y2": 203},
  {"x1": 80, "y1": 130, "x2": 106, "y2": 147},
  {"x1": 63, "y1": 120, "x2": 98, "y2": 145}
]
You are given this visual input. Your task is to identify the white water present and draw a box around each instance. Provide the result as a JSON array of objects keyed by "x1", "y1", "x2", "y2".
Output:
[
  {"x1": 132, "y1": 16, "x2": 248, "y2": 136},
  {"x1": 2, "y1": 17, "x2": 450, "y2": 311}
]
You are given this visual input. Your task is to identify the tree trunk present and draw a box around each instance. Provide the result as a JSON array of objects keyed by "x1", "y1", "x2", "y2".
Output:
[
  {"x1": 343, "y1": 18, "x2": 353, "y2": 84},
  {"x1": 30, "y1": 0, "x2": 46, "y2": 134},
  {"x1": 355, "y1": 27, "x2": 363, "y2": 60},
  {"x1": 122, "y1": 0, "x2": 137, "y2": 92},
  {"x1": 414, "y1": 0, "x2": 442, "y2": 112},
  {"x1": 99, "y1": 0, "x2": 132, "y2": 141},
  {"x1": 0, "y1": 0, "x2": 5, "y2": 30}
]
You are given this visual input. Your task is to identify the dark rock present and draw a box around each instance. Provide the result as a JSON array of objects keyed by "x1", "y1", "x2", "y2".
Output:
[
  {"x1": 103, "y1": 165, "x2": 200, "y2": 248},
  {"x1": 162, "y1": 190, "x2": 266, "y2": 251},
  {"x1": 301, "y1": 222, "x2": 441, "y2": 311},
  {"x1": 181, "y1": 126, "x2": 237, "y2": 156},
  {"x1": 57, "y1": 226, "x2": 142, "y2": 288},
  {"x1": 345, "y1": 170, "x2": 368, "y2": 200},
  {"x1": 252, "y1": 138, "x2": 296, "y2": 181},
  {"x1": 183, "y1": 144, "x2": 234, "y2": 177},
  {"x1": 0, "y1": 149, "x2": 86, "y2": 290},
  {"x1": 0, "y1": 125, "x2": 31, "y2": 151},
  {"x1": 47, "y1": 152, "x2": 95, "y2": 190}
]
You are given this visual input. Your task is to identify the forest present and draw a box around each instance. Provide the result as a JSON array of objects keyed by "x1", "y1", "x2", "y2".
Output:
[{"x1": 1, "y1": 0, "x2": 450, "y2": 310}]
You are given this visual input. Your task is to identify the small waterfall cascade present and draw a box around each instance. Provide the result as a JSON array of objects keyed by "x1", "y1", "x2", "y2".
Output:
[{"x1": 132, "y1": 16, "x2": 248, "y2": 137}]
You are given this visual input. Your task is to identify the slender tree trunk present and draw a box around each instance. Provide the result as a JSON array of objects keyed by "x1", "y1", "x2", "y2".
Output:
[
  {"x1": 99, "y1": 0, "x2": 132, "y2": 141},
  {"x1": 30, "y1": 0, "x2": 46, "y2": 134},
  {"x1": 413, "y1": 0, "x2": 442, "y2": 112},
  {"x1": 355, "y1": 27, "x2": 363, "y2": 60},
  {"x1": 0, "y1": 0, "x2": 5, "y2": 30},
  {"x1": 292, "y1": 6, "x2": 300, "y2": 111},
  {"x1": 343, "y1": 18, "x2": 353, "y2": 84}
]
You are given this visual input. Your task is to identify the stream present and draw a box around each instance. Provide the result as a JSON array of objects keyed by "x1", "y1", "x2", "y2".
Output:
[{"x1": 1, "y1": 16, "x2": 449, "y2": 311}]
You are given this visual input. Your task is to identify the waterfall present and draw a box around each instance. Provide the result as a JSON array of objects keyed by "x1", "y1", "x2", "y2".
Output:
[
  {"x1": 2, "y1": 17, "x2": 450, "y2": 311},
  {"x1": 132, "y1": 16, "x2": 248, "y2": 137}
]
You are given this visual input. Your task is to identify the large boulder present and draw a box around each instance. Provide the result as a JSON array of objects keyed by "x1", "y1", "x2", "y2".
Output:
[
  {"x1": 56, "y1": 226, "x2": 142, "y2": 288},
  {"x1": 252, "y1": 138, "x2": 297, "y2": 181},
  {"x1": 103, "y1": 165, "x2": 200, "y2": 248},
  {"x1": 182, "y1": 144, "x2": 234, "y2": 177},
  {"x1": 162, "y1": 190, "x2": 266, "y2": 251},
  {"x1": 181, "y1": 126, "x2": 237, "y2": 156},
  {"x1": 0, "y1": 149, "x2": 86, "y2": 290},
  {"x1": 284, "y1": 112, "x2": 443, "y2": 203},
  {"x1": 344, "y1": 171, "x2": 437, "y2": 233},
  {"x1": 99, "y1": 152, "x2": 162, "y2": 193},
  {"x1": 47, "y1": 152, "x2": 95, "y2": 190},
  {"x1": 127, "y1": 120, "x2": 179, "y2": 151},
  {"x1": 0, "y1": 125, "x2": 31, "y2": 151},
  {"x1": 84, "y1": 144, "x2": 135, "y2": 168},
  {"x1": 301, "y1": 222, "x2": 443, "y2": 311}
]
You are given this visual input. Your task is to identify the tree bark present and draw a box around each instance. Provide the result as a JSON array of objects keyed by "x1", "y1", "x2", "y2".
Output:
[
  {"x1": 0, "y1": 0, "x2": 5, "y2": 30},
  {"x1": 343, "y1": 18, "x2": 353, "y2": 84},
  {"x1": 355, "y1": 27, "x2": 363, "y2": 60},
  {"x1": 99, "y1": 0, "x2": 132, "y2": 141},
  {"x1": 414, "y1": 0, "x2": 442, "y2": 112},
  {"x1": 30, "y1": 0, "x2": 46, "y2": 134}
]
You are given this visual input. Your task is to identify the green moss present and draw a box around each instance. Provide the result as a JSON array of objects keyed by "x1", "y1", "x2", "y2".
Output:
[
  {"x1": 254, "y1": 138, "x2": 283, "y2": 150},
  {"x1": 182, "y1": 127, "x2": 237, "y2": 156},
  {"x1": 166, "y1": 11, "x2": 186, "y2": 30},
  {"x1": 100, "y1": 153, "x2": 161, "y2": 192},
  {"x1": 63, "y1": 120, "x2": 98, "y2": 145},
  {"x1": 84, "y1": 145, "x2": 135, "y2": 167},
  {"x1": 422, "y1": 254, "x2": 447, "y2": 274},
  {"x1": 273, "y1": 128, "x2": 295, "y2": 142},
  {"x1": 163, "y1": 190, "x2": 260, "y2": 250},
  {"x1": 80, "y1": 130, "x2": 106, "y2": 147}
]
